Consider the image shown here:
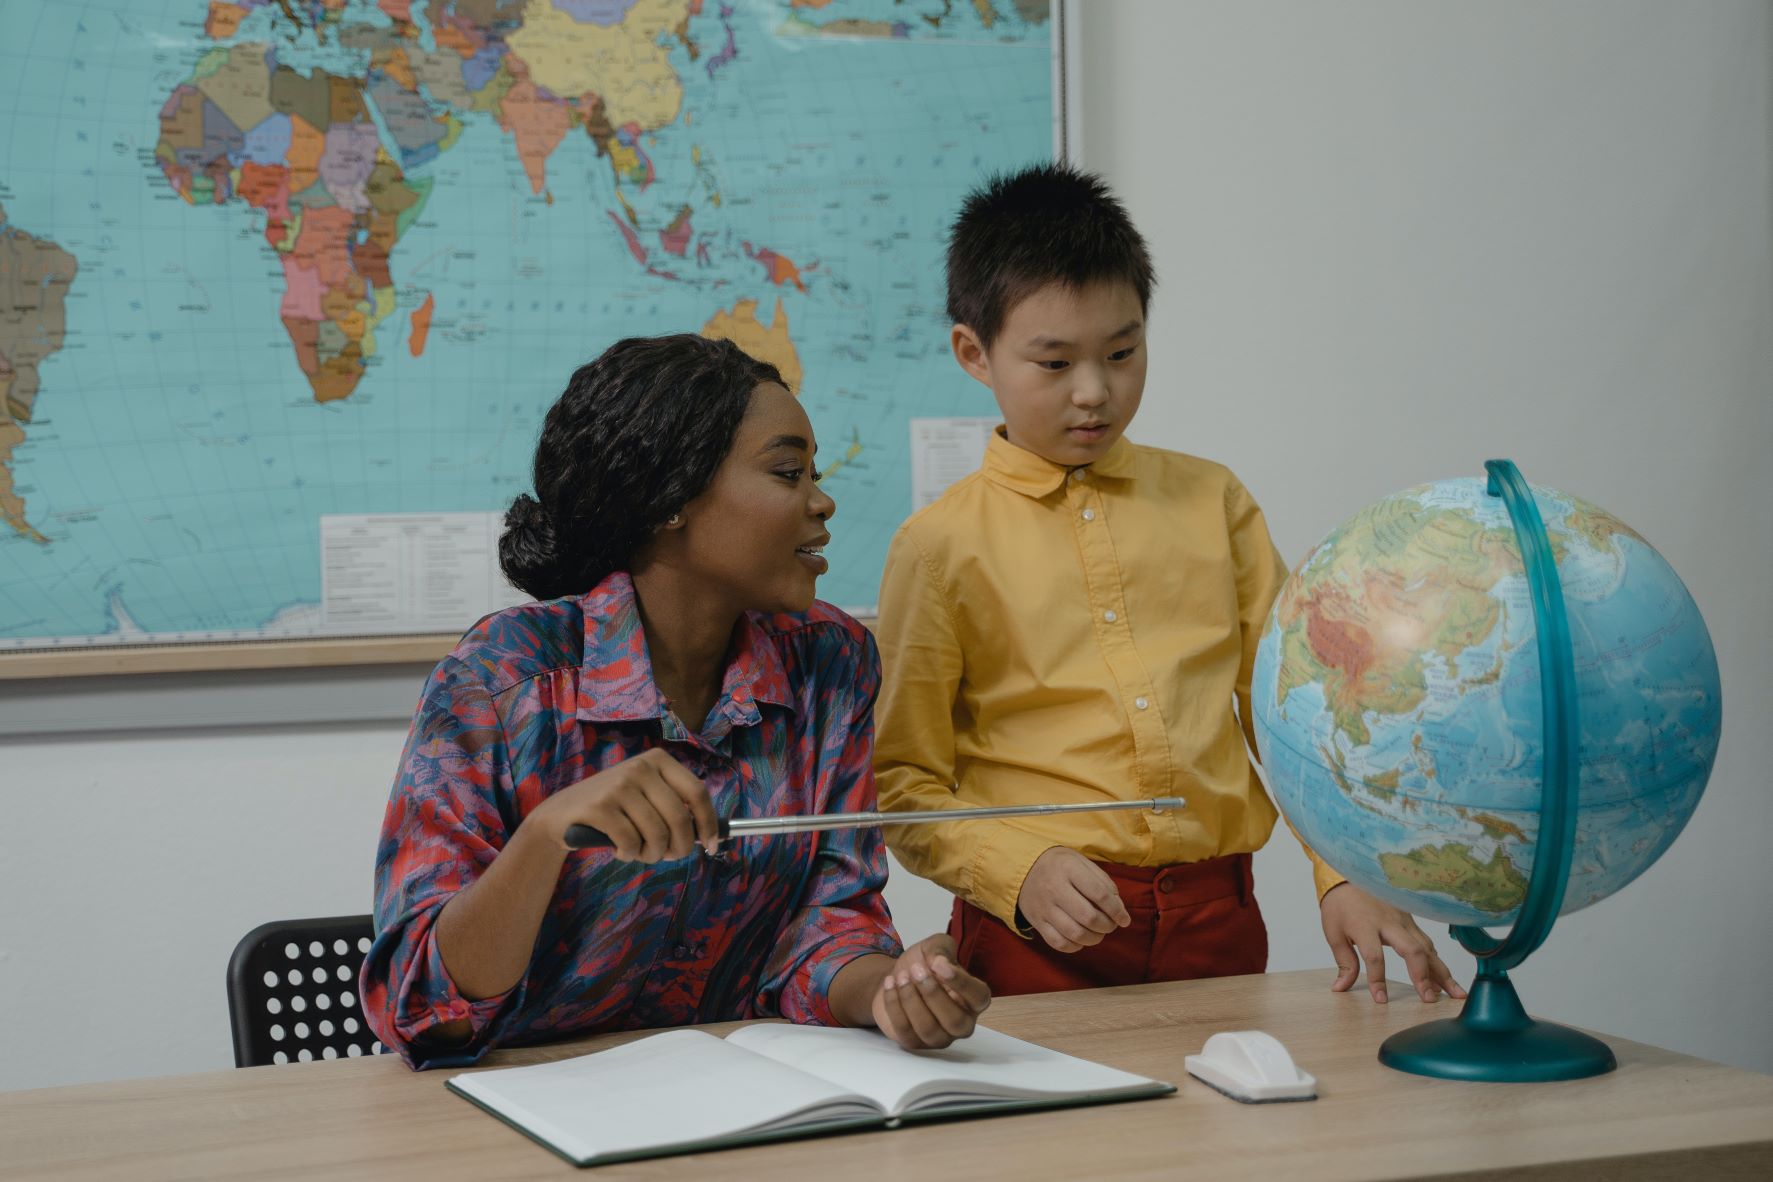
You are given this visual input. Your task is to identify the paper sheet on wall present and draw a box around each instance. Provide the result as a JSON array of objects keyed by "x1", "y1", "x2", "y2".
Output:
[
  {"x1": 321, "y1": 513, "x2": 527, "y2": 634},
  {"x1": 910, "y1": 418, "x2": 1000, "y2": 511}
]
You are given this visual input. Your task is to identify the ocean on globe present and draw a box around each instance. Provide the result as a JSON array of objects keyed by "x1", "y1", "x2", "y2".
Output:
[{"x1": 1251, "y1": 478, "x2": 1721, "y2": 929}]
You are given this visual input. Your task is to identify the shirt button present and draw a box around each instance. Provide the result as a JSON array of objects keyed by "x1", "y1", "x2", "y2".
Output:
[
  {"x1": 1159, "y1": 879, "x2": 1175, "y2": 894},
  {"x1": 673, "y1": 944, "x2": 690, "y2": 958},
  {"x1": 1081, "y1": 508, "x2": 1096, "y2": 522},
  {"x1": 1070, "y1": 469, "x2": 1086, "y2": 482},
  {"x1": 1104, "y1": 610, "x2": 1118, "y2": 623},
  {"x1": 1135, "y1": 697, "x2": 1149, "y2": 710}
]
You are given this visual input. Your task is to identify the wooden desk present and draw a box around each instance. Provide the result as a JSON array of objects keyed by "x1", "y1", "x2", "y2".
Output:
[{"x1": 4, "y1": 970, "x2": 1770, "y2": 1180}]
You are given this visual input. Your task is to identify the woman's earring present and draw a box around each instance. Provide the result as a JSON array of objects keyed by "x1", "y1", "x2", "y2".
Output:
[{"x1": 667, "y1": 513, "x2": 682, "y2": 526}]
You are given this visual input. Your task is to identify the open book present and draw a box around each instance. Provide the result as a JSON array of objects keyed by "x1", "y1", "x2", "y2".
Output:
[{"x1": 447, "y1": 1023, "x2": 1175, "y2": 1167}]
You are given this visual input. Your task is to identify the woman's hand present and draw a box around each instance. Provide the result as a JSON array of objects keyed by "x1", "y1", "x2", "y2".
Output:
[
  {"x1": 435, "y1": 748, "x2": 719, "y2": 1001},
  {"x1": 529, "y1": 747, "x2": 720, "y2": 863},
  {"x1": 870, "y1": 934, "x2": 992, "y2": 1051}
]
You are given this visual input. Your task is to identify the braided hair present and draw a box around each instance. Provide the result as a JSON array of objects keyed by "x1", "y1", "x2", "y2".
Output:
[{"x1": 500, "y1": 335, "x2": 784, "y2": 601}]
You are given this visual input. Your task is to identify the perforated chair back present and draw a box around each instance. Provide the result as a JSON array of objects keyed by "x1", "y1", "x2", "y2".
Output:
[{"x1": 226, "y1": 914, "x2": 389, "y2": 1067}]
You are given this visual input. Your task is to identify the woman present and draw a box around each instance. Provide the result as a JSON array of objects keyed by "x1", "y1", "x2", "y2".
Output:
[{"x1": 362, "y1": 335, "x2": 988, "y2": 1067}]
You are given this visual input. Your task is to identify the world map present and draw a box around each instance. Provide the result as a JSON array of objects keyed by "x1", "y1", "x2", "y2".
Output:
[{"x1": 0, "y1": 0, "x2": 1051, "y2": 648}]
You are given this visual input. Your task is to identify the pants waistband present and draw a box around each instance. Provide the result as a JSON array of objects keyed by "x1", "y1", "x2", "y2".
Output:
[{"x1": 1094, "y1": 852, "x2": 1253, "y2": 910}]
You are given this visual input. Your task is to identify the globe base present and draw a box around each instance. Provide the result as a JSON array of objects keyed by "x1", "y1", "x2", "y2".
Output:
[{"x1": 1378, "y1": 972, "x2": 1617, "y2": 1082}]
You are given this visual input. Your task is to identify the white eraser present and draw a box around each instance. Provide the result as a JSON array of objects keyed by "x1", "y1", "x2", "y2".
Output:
[{"x1": 1185, "y1": 1030, "x2": 1318, "y2": 1103}]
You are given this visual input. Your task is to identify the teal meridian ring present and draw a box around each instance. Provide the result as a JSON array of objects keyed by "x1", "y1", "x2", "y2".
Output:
[{"x1": 1376, "y1": 459, "x2": 1618, "y2": 1082}]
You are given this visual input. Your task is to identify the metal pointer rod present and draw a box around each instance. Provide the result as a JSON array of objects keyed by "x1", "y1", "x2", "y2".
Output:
[{"x1": 563, "y1": 797, "x2": 1186, "y2": 851}]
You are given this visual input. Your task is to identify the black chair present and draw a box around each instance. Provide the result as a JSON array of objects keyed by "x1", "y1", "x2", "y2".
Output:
[{"x1": 226, "y1": 915, "x2": 390, "y2": 1067}]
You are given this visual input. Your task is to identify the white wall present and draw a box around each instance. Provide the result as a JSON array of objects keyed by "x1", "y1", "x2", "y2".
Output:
[
  {"x1": 1, "y1": 722, "x2": 404, "y2": 1090},
  {"x1": 1075, "y1": 0, "x2": 1772, "y2": 1073},
  {"x1": 0, "y1": 717, "x2": 954, "y2": 1092},
  {"x1": 3, "y1": 0, "x2": 1768, "y2": 1093}
]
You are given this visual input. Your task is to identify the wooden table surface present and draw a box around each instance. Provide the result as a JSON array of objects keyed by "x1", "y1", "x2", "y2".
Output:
[{"x1": 5, "y1": 969, "x2": 1771, "y2": 1180}]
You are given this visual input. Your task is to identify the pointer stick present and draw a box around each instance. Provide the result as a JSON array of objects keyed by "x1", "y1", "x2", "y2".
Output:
[{"x1": 563, "y1": 797, "x2": 1186, "y2": 850}]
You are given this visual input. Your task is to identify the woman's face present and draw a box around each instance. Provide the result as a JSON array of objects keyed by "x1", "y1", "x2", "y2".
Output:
[{"x1": 673, "y1": 382, "x2": 835, "y2": 614}]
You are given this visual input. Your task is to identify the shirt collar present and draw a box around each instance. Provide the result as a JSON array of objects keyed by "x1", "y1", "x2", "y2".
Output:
[
  {"x1": 981, "y1": 426, "x2": 1139, "y2": 498},
  {"x1": 574, "y1": 571, "x2": 795, "y2": 729}
]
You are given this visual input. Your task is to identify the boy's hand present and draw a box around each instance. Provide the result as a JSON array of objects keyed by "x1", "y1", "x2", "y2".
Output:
[
  {"x1": 872, "y1": 935, "x2": 992, "y2": 1051},
  {"x1": 1320, "y1": 883, "x2": 1467, "y2": 1003},
  {"x1": 1016, "y1": 847, "x2": 1131, "y2": 952}
]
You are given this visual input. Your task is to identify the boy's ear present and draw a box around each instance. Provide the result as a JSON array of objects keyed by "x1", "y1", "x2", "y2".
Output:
[{"x1": 950, "y1": 324, "x2": 992, "y2": 387}]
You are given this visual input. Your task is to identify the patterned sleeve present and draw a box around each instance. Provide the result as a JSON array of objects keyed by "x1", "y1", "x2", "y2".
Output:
[
  {"x1": 361, "y1": 654, "x2": 523, "y2": 1068},
  {"x1": 757, "y1": 624, "x2": 903, "y2": 1026}
]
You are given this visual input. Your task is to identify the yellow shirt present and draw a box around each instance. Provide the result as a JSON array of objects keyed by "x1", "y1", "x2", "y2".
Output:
[{"x1": 874, "y1": 429, "x2": 1344, "y2": 928}]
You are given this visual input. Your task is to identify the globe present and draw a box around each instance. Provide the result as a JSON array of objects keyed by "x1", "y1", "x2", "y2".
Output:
[{"x1": 1251, "y1": 461, "x2": 1721, "y2": 1080}]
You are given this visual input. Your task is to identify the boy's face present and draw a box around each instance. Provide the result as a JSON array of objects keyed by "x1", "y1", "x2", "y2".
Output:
[{"x1": 952, "y1": 280, "x2": 1147, "y2": 468}]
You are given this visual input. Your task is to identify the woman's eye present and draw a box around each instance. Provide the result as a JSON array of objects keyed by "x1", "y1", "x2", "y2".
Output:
[
  {"x1": 810, "y1": 468, "x2": 825, "y2": 484},
  {"x1": 776, "y1": 468, "x2": 805, "y2": 482}
]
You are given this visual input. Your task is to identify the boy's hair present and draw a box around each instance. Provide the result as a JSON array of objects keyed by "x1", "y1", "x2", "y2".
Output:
[{"x1": 945, "y1": 162, "x2": 1155, "y2": 348}]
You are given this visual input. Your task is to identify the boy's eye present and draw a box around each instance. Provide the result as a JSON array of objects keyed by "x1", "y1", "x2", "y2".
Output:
[
  {"x1": 1036, "y1": 359, "x2": 1070, "y2": 372},
  {"x1": 1109, "y1": 346, "x2": 1138, "y2": 362}
]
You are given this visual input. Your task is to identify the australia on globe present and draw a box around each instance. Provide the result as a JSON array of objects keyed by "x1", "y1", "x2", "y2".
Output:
[{"x1": 1252, "y1": 477, "x2": 1722, "y2": 929}]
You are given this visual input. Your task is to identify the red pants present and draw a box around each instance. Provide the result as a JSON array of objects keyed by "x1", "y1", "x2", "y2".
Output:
[{"x1": 948, "y1": 854, "x2": 1268, "y2": 996}]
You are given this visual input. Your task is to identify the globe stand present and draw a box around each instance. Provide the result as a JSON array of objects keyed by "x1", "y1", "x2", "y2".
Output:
[
  {"x1": 1378, "y1": 460, "x2": 1617, "y2": 1083},
  {"x1": 1379, "y1": 967, "x2": 1615, "y2": 1082}
]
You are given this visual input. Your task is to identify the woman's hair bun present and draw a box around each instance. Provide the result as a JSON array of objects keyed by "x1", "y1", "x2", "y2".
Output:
[{"x1": 499, "y1": 492, "x2": 573, "y2": 600}]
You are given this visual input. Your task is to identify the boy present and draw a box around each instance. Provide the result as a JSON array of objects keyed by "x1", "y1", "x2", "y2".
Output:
[{"x1": 874, "y1": 164, "x2": 1463, "y2": 1004}]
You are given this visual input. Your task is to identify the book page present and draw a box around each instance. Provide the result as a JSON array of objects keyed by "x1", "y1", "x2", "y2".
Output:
[
  {"x1": 448, "y1": 1029, "x2": 880, "y2": 1164},
  {"x1": 726, "y1": 1024, "x2": 1167, "y2": 1116}
]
